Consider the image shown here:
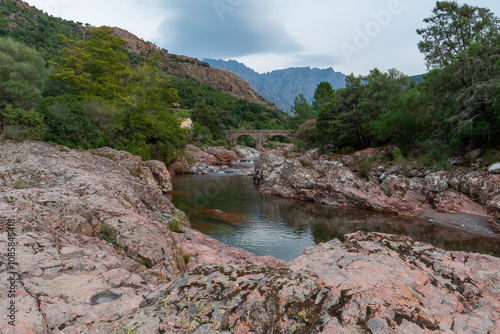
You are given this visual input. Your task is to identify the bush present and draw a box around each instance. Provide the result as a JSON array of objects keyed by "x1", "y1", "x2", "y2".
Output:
[
  {"x1": 421, "y1": 139, "x2": 451, "y2": 168},
  {"x1": 98, "y1": 224, "x2": 117, "y2": 244},
  {"x1": 38, "y1": 95, "x2": 107, "y2": 149},
  {"x1": 299, "y1": 158, "x2": 312, "y2": 167},
  {"x1": 294, "y1": 119, "x2": 317, "y2": 147},
  {"x1": 353, "y1": 156, "x2": 375, "y2": 180},
  {"x1": 169, "y1": 214, "x2": 185, "y2": 233},
  {"x1": 1, "y1": 105, "x2": 45, "y2": 140}
]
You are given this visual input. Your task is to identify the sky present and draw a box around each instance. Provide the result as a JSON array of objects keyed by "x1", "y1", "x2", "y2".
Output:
[{"x1": 23, "y1": 0, "x2": 500, "y2": 76}]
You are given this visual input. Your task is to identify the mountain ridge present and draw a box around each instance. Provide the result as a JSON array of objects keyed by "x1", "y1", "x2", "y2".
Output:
[{"x1": 204, "y1": 58, "x2": 347, "y2": 113}]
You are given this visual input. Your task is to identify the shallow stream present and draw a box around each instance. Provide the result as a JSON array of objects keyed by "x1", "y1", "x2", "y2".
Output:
[{"x1": 170, "y1": 165, "x2": 499, "y2": 261}]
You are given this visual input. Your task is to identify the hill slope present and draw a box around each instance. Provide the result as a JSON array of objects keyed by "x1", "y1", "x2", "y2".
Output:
[
  {"x1": 204, "y1": 59, "x2": 347, "y2": 113},
  {"x1": 0, "y1": 0, "x2": 274, "y2": 110}
]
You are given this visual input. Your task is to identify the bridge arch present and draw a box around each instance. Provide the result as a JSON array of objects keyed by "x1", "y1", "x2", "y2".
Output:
[{"x1": 226, "y1": 130, "x2": 293, "y2": 151}]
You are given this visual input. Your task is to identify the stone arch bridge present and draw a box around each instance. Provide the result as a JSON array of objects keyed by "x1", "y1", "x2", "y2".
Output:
[{"x1": 226, "y1": 130, "x2": 293, "y2": 151}]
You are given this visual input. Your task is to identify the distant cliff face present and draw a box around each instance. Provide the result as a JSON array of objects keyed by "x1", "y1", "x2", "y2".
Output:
[
  {"x1": 204, "y1": 59, "x2": 347, "y2": 113},
  {"x1": 109, "y1": 28, "x2": 273, "y2": 109}
]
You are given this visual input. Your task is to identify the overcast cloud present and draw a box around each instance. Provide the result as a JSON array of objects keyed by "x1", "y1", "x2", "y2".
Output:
[
  {"x1": 155, "y1": 0, "x2": 303, "y2": 58},
  {"x1": 24, "y1": 0, "x2": 500, "y2": 76}
]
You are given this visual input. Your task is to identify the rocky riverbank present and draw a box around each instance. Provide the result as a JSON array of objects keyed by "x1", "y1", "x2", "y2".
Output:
[
  {"x1": 1, "y1": 141, "x2": 499, "y2": 333},
  {"x1": 173, "y1": 144, "x2": 259, "y2": 175},
  {"x1": 254, "y1": 146, "x2": 500, "y2": 236}
]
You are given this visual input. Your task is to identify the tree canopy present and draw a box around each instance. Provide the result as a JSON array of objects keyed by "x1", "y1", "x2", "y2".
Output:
[
  {"x1": 0, "y1": 36, "x2": 46, "y2": 109},
  {"x1": 417, "y1": 1, "x2": 500, "y2": 148},
  {"x1": 50, "y1": 27, "x2": 131, "y2": 102},
  {"x1": 306, "y1": 1, "x2": 500, "y2": 156},
  {"x1": 417, "y1": 1, "x2": 500, "y2": 69},
  {"x1": 0, "y1": 36, "x2": 46, "y2": 138}
]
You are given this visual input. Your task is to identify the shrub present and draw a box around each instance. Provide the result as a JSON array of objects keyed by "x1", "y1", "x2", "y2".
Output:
[
  {"x1": 12, "y1": 178, "x2": 22, "y2": 189},
  {"x1": 340, "y1": 146, "x2": 354, "y2": 155},
  {"x1": 294, "y1": 119, "x2": 317, "y2": 147},
  {"x1": 299, "y1": 158, "x2": 311, "y2": 167},
  {"x1": 98, "y1": 224, "x2": 117, "y2": 244},
  {"x1": 352, "y1": 156, "x2": 375, "y2": 180},
  {"x1": 169, "y1": 214, "x2": 185, "y2": 233}
]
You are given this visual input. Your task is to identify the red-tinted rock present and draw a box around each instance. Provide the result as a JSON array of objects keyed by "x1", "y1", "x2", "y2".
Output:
[
  {"x1": 169, "y1": 155, "x2": 189, "y2": 175},
  {"x1": 146, "y1": 160, "x2": 173, "y2": 193},
  {"x1": 255, "y1": 147, "x2": 423, "y2": 216},
  {"x1": 185, "y1": 144, "x2": 219, "y2": 165},
  {"x1": 202, "y1": 146, "x2": 237, "y2": 164},
  {"x1": 256, "y1": 147, "x2": 500, "y2": 233},
  {"x1": 289, "y1": 231, "x2": 500, "y2": 333}
]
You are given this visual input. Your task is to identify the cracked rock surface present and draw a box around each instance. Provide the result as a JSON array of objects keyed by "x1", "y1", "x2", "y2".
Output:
[{"x1": 1, "y1": 142, "x2": 499, "y2": 333}]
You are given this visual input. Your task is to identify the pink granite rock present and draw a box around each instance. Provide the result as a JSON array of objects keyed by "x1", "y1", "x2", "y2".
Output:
[
  {"x1": 289, "y1": 231, "x2": 500, "y2": 333},
  {"x1": 255, "y1": 147, "x2": 500, "y2": 233},
  {"x1": 1, "y1": 142, "x2": 499, "y2": 333},
  {"x1": 145, "y1": 160, "x2": 173, "y2": 193},
  {"x1": 255, "y1": 147, "x2": 423, "y2": 216},
  {"x1": 202, "y1": 146, "x2": 237, "y2": 164},
  {"x1": 185, "y1": 144, "x2": 219, "y2": 165}
]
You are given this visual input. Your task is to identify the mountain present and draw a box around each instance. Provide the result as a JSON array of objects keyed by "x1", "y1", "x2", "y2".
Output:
[
  {"x1": 204, "y1": 59, "x2": 347, "y2": 113},
  {"x1": 410, "y1": 74, "x2": 424, "y2": 83}
]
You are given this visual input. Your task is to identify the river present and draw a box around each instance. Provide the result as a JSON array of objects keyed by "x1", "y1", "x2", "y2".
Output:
[{"x1": 169, "y1": 165, "x2": 500, "y2": 261}]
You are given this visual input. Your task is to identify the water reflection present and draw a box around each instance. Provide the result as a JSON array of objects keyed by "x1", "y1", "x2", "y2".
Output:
[{"x1": 171, "y1": 174, "x2": 500, "y2": 261}]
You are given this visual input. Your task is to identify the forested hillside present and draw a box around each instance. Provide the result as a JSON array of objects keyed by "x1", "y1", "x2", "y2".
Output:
[{"x1": 0, "y1": 0, "x2": 290, "y2": 164}]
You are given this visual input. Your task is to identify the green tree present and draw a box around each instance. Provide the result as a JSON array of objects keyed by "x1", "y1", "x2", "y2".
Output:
[
  {"x1": 83, "y1": 98, "x2": 124, "y2": 146},
  {"x1": 38, "y1": 95, "x2": 107, "y2": 148},
  {"x1": 312, "y1": 81, "x2": 336, "y2": 112},
  {"x1": 316, "y1": 69, "x2": 417, "y2": 150},
  {"x1": 417, "y1": 1, "x2": 500, "y2": 148},
  {"x1": 119, "y1": 57, "x2": 186, "y2": 164},
  {"x1": 417, "y1": 1, "x2": 500, "y2": 68},
  {"x1": 290, "y1": 93, "x2": 314, "y2": 129},
  {"x1": 0, "y1": 36, "x2": 46, "y2": 137},
  {"x1": 50, "y1": 26, "x2": 131, "y2": 102},
  {"x1": 125, "y1": 53, "x2": 179, "y2": 111}
]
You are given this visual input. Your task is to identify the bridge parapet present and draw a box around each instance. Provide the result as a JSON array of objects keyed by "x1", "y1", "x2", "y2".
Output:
[{"x1": 225, "y1": 130, "x2": 293, "y2": 151}]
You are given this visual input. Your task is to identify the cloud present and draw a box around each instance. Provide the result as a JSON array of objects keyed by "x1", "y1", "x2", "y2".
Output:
[
  {"x1": 155, "y1": 0, "x2": 302, "y2": 59},
  {"x1": 286, "y1": 54, "x2": 342, "y2": 70}
]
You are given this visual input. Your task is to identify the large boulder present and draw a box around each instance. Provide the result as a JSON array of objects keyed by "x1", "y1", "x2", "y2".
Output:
[
  {"x1": 425, "y1": 171, "x2": 450, "y2": 193},
  {"x1": 146, "y1": 160, "x2": 173, "y2": 193},
  {"x1": 232, "y1": 145, "x2": 260, "y2": 161},
  {"x1": 202, "y1": 146, "x2": 237, "y2": 164},
  {"x1": 488, "y1": 162, "x2": 500, "y2": 174},
  {"x1": 8, "y1": 230, "x2": 497, "y2": 333},
  {"x1": 185, "y1": 144, "x2": 219, "y2": 165},
  {"x1": 289, "y1": 231, "x2": 500, "y2": 333},
  {"x1": 255, "y1": 147, "x2": 423, "y2": 216},
  {"x1": 169, "y1": 155, "x2": 189, "y2": 175},
  {"x1": 0, "y1": 142, "x2": 187, "y2": 283},
  {"x1": 255, "y1": 147, "x2": 500, "y2": 229}
]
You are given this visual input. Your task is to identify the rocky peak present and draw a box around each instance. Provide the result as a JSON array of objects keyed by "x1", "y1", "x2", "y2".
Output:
[{"x1": 109, "y1": 27, "x2": 157, "y2": 55}]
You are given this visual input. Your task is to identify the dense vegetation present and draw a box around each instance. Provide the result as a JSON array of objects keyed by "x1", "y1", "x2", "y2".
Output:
[
  {"x1": 294, "y1": 1, "x2": 500, "y2": 162},
  {"x1": 0, "y1": 0, "x2": 85, "y2": 59},
  {"x1": 172, "y1": 76, "x2": 289, "y2": 144},
  {"x1": 0, "y1": 0, "x2": 290, "y2": 163}
]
